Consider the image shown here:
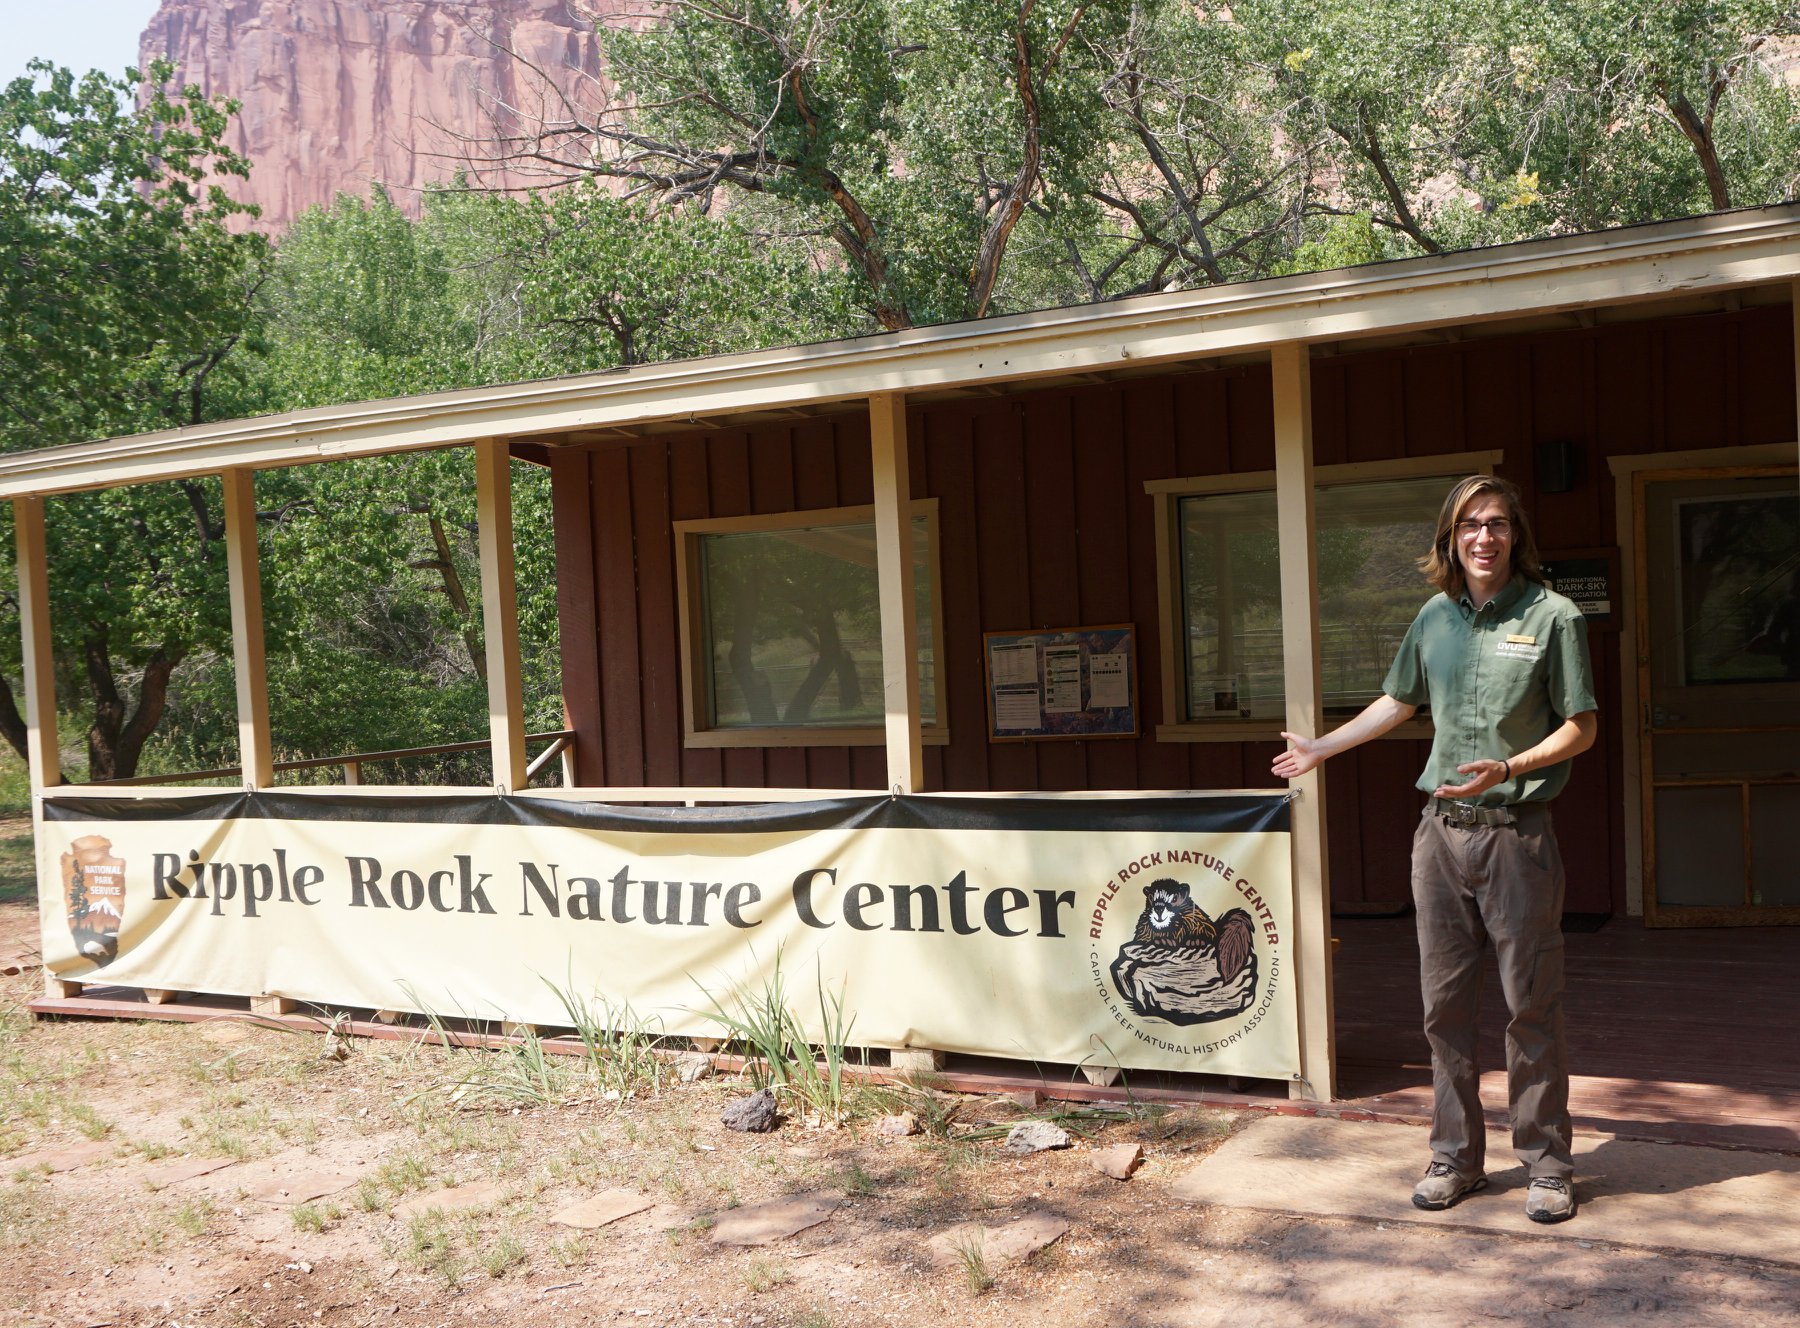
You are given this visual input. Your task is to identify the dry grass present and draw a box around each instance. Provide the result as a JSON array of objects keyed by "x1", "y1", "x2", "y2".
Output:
[{"x1": 0, "y1": 885, "x2": 1245, "y2": 1327}]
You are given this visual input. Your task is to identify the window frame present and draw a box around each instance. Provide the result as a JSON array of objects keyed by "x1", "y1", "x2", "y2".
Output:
[
  {"x1": 673, "y1": 499, "x2": 949, "y2": 749},
  {"x1": 1147, "y1": 452, "x2": 1500, "y2": 742}
]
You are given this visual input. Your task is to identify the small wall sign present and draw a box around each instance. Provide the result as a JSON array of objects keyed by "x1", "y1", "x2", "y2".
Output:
[{"x1": 1541, "y1": 547, "x2": 1619, "y2": 629}]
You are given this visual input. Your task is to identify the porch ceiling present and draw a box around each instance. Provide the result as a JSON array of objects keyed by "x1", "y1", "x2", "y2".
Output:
[{"x1": 3, "y1": 205, "x2": 1798, "y2": 497}]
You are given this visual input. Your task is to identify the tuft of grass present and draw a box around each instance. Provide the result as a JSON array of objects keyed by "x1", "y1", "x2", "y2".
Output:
[
  {"x1": 273, "y1": 1115, "x2": 321, "y2": 1149},
  {"x1": 376, "y1": 1153, "x2": 431, "y2": 1195},
  {"x1": 352, "y1": 1178, "x2": 387, "y2": 1213},
  {"x1": 173, "y1": 1198, "x2": 214, "y2": 1238},
  {"x1": 479, "y1": 1228, "x2": 528, "y2": 1278},
  {"x1": 954, "y1": 1232, "x2": 996, "y2": 1295},
  {"x1": 550, "y1": 1234, "x2": 587, "y2": 1268},
  {"x1": 399, "y1": 987, "x2": 573, "y2": 1110},
  {"x1": 403, "y1": 1211, "x2": 464, "y2": 1286},
  {"x1": 664, "y1": 1213, "x2": 714, "y2": 1247},
  {"x1": 291, "y1": 1202, "x2": 338, "y2": 1233},
  {"x1": 67, "y1": 1102, "x2": 110, "y2": 1141},
  {"x1": 543, "y1": 978, "x2": 669, "y2": 1101},
  {"x1": 0, "y1": 1184, "x2": 60, "y2": 1250},
  {"x1": 742, "y1": 1255, "x2": 790, "y2": 1293},
  {"x1": 791, "y1": 1309, "x2": 836, "y2": 1328},
  {"x1": 134, "y1": 1140, "x2": 174, "y2": 1161},
  {"x1": 691, "y1": 951, "x2": 865, "y2": 1124},
  {"x1": 840, "y1": 1162, "x2": 878, "y2": 1197},
  {"x1": 205, "y1": 1130, "x2": 250, "y2": 1162}
]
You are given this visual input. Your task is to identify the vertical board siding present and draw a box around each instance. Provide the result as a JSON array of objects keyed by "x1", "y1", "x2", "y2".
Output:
[
  {"x1": 1074, "y1": 387, "x2": 1139, "y2": 794},
  {"x1": 630, "y1": 445, "x2": 682, "y2": 790},
  {"x1": 1022, "y1": 392, "x2": 1085, "y2": 792},
  {"x1": 552, "y1": 306, "x2": 1795, "y2": 915},
  {"x1": 548, "y1": 447, "x2": 603, "y2": 786},
  {"x1": 590, "y1": 447, "x2": 644, "y2": 788},
  {"x1": 971, "y1": 401, "x2": 1038, "y2": 793}
]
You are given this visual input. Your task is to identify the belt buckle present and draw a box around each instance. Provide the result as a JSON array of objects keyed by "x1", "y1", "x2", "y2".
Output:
[{"x1": 1450, "y1": 802, "x2": 1477, "y2": 826}]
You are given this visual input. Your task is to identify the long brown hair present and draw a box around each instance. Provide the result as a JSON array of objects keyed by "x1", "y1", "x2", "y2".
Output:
[{"x1": 1417, "y1": 475, "x2": 1544, "y2": 598}]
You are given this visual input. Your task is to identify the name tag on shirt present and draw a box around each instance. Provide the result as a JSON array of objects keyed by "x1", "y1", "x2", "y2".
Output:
[{"x1": 1496, "y1": 637, "x2": 1544, "y2": 661}]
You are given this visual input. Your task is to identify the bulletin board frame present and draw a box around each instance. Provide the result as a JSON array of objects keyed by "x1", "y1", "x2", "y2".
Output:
[{"x1": 982, "y1": 624, "x2": 1139, "y2": 742}]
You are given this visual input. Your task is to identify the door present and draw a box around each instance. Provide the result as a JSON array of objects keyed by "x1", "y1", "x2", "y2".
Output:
[{"x1": 1636, "y1": 466, "x2": 1800, "y2": 927}]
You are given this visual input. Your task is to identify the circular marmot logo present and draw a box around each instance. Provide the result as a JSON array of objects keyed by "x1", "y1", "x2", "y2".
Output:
[{"x1": 1087, "y1": 851, "x2": 1284, "y2": 1059}]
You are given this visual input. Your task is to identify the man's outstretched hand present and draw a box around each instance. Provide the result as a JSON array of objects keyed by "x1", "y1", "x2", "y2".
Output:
[{"x1": 1272, "y1": 732, "x2": 1324, "y2": 780}]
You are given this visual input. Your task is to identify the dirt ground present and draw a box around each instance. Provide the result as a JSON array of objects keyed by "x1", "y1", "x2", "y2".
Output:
[{"x1": 4, "y1": 812, "x2": 1796, "y2": 1328}]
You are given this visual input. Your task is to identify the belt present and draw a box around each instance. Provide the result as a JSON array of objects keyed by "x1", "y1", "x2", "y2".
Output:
[{"x1": 1431, "y1": 798, "x2": 1516, "y2": 827}]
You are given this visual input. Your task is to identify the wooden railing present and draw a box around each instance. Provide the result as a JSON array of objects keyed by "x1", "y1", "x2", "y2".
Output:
[{"x1": 77, "y1": 729, "x2": 577, "y2": 790}]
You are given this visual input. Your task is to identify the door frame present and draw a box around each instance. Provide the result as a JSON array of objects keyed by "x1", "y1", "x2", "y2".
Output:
[
  {"x1": 1628, "y1": 459, "x2": 1800, "y2": 927},
  {"x1": 1608, "y1": 443, "x2": 1799, "y2": 921}
]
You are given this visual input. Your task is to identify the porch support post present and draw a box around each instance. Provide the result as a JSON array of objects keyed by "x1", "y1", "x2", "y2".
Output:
[
  {"x1": 1793, "y1": 280, "x2": 1800, "y2": 472},
  {"x1": 869, "y1": 392, "x2": 923, "y2": 794},
  {"x1": 1270, "y1": 342, "x2": 1336, "y2": 1103},
  {"x1": 12, "y1": 497, "x2": 61, "y2": 790},
  {"x1": 476, "y1": 439, "x2": 527, "y2": 792},
  {"x1": 222, "y1": 469, "x2": 274, "y2": 789}
]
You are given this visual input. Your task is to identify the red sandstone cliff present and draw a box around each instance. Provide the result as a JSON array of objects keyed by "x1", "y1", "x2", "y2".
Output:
[{"x1": 139, "y1": 0, "x2": 615, "y2": 231}]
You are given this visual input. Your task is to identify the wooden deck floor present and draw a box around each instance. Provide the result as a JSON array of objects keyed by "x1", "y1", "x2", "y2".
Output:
[{"x1": 1331, "y1": 915, "x2": 1800, "y2": 1152}]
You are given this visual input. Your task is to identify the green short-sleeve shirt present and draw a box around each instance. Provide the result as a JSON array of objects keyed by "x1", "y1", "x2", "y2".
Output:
[{"x1": 1382, "y1": 576, "x2": 1596, "y2": 805}]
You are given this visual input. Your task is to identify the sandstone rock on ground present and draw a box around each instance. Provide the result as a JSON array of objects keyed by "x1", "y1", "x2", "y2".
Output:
[
  {"x1": 551, "y1": 1189, "x2": 654, "y2": 1229},
  {"x1": 925, "y1": 1212, "x2": 1071, "y2": 1269},
  {"x1": 706, "y1": 1191, "x2": 840, "y2": 1246},
  {"x1": 1003, "y1": 1120, "x2": 1071, "y2": 1153},
  {"x1": 248, "y1": 1170, "x2": 357, "y2": 1206},
  {"x1": 1092, "y1": 1142, "x2": 1144, "y2": 1179},
  {"x1": 874, "y1": 1112, "x2": 920, "y2": 1138},
  {"x1": 391, "y1": 1179, "x2": 504, "y2": 1219}
]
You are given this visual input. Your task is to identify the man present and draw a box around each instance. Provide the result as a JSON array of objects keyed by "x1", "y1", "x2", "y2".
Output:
[{"x1": 1272, "y1": 475, "x2": 1596, "y2": 1224}]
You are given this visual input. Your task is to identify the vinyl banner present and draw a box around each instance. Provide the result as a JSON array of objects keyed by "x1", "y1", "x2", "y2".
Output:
[{"x1": 39, "y1": 792, "x2": 1299, "y2": 1079}]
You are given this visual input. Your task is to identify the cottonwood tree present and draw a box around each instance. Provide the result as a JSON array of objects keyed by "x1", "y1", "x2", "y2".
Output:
[
  {"x1": 1072, "y1": 0, "x2": 1312, "y2": 296},
  {"x1": 466, "y1": 0, "x2": 1122, "y2": 329},
  {"x1": 0, "y1": 61, "x2": 268, "y2": 779},
  {"x1": 1237, "y1": 0, "x2": 1800, "y2": 258}
]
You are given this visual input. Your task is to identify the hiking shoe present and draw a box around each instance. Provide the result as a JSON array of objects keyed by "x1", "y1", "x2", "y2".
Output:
[
  {"x1": 1411, "y1": 1161, "x2": 1487, "y2": 1210},
  {"x1": 1525, "y1": 1176, "x2": 1577, "y2": 1223}
]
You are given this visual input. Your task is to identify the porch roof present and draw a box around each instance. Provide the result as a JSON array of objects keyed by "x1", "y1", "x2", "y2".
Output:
[{"x1": 3, "y1": 203, "x2": 1799, "y2": 499}]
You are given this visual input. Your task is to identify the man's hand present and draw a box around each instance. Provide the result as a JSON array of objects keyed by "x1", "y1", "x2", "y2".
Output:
[
  {"x1": 1273, "y1": 733, "x2": 1326, "y2": 779},
  {"x1": 1270, "y1": 694, "x2": 1418, "y2": 782},
  {"x1": 1432, "y1": 758, "x2": 1509, "y2": 800}
]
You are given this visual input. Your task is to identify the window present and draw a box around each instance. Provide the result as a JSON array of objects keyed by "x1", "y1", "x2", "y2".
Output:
[
  {"x1": 1152, "y1": 457, "x2": 1497, "y2": 732},
  {"x1": 675, "y1": 502, "x2": 945, "y2": 747}
]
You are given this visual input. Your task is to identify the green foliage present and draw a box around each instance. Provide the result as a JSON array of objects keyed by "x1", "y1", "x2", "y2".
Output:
[
  {"x1": 0, "y1": 62, "x2": 275, "y2": 779},
  {"x1": 1239, "y1": 0, "x2": 1800, "y2": 259},
  {"x1": 542, "y1": 979, "x2": 671, "y2": 1100},
  {"x1": 0, "y1": 60, "x2": 268, "y2": 445},
  {"x1": 6, "y1": 3, "x2": 1800, "y2": 785},
  {"x1": 692, "y1": 952, "x2": 863, "y2": 1123}
]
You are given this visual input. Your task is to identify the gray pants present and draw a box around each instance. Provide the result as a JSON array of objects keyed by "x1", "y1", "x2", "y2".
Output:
[{"x1": 1411, "y1": 803, "x2": 1573, "y2": 1181}]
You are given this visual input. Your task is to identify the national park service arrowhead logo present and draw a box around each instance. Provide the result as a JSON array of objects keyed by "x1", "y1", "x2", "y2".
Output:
[{"x1": 62, "y1": 835, "x2": 125, "y2": 964}]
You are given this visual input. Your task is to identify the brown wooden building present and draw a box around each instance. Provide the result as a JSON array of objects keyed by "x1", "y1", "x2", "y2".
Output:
[
  {"x1": 548, "y1": 236, "x2": 1798, "y2": 926},
  {"x1": 7, "y1": 205, "x2": 1799, "y2": 1108}
]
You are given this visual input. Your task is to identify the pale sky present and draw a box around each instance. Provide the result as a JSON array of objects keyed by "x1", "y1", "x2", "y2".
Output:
[{"x1": 0, "y1": 0, "x2": 164, "y2": 88}]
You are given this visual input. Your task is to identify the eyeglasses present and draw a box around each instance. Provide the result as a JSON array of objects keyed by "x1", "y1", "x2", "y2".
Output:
[{"x1": 1455, "y1": 517, "x2": 1512, "y2": 540}]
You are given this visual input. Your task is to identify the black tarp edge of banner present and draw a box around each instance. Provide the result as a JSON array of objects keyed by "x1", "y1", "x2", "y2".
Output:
[
  {"x1": 42, "y1": 790, "x2": 1294, "y2": 836},
  {"x1": 39, "y1": 792, "x2": 890, "y2": 834}
]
